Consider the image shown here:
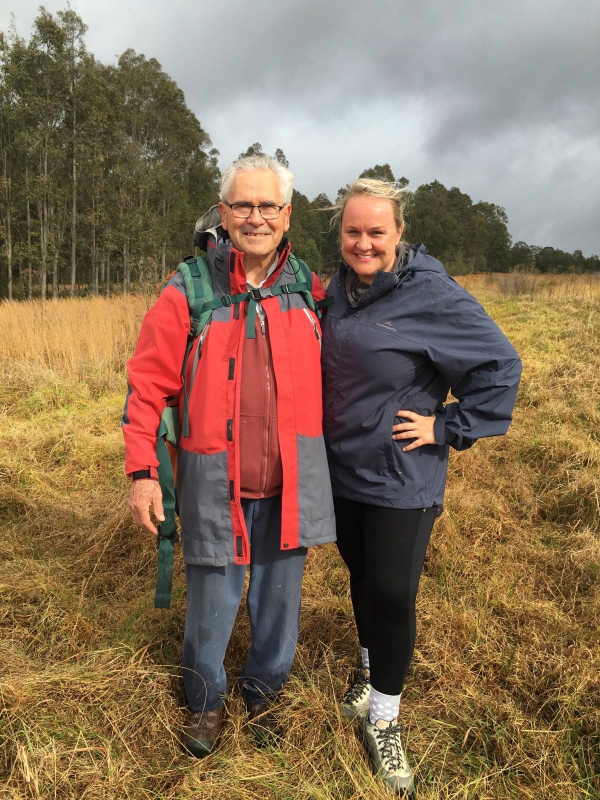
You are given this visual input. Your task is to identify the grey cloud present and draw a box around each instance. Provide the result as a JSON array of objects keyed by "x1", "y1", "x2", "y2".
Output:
[{"x1": 2, "y1": 0, "x2": 599, "y2": 255}]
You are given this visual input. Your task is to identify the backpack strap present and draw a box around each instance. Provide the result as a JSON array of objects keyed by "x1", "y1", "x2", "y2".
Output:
[
  {"x1": 153, "y1": 257, "x2": 211, "y2": 608},
  {"x1": 180, "y1": 256, "x2": 214, "y2": 337},
  {"x1": 154, "y1": 408, "x2": 179, "y2": 608},
  {"x1": 288, "y1": 254, "x2": 335, "y2": 317},
  {"x1": 177, "y1": 257, "x2": 214, "y2": 437}
]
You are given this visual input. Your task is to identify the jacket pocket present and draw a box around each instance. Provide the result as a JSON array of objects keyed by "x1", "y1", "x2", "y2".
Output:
[{"x1": 382, "y1": 406, "x2": 406, "y2": 486}]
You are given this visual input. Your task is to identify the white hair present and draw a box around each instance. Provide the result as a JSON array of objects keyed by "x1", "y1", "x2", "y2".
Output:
[{"x1": 219, "y1": 155, "x2": 295, "y2": 205}]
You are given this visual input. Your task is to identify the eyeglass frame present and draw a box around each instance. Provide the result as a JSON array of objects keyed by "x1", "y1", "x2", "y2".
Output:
[{"x1": 224, "y1": 202, "x2": 287, "y2": 220}]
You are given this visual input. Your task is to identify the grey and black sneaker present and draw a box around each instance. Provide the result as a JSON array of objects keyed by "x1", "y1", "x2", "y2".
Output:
[
  {"x1": 340, "y1": 668, "x2": 371, "y2": 719},
  {"x1": 362, "y1": 717, "x2": 414, "y2": 796}
]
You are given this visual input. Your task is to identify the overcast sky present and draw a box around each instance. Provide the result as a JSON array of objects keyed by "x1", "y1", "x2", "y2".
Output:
[{"x1": 3, "y1": 0, "x2": 599, "y2": 256}]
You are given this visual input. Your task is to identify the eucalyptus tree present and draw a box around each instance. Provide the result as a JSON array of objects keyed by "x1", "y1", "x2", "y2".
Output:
[
  {"x1": 25, "y1": 9, "x2": 73, "y2": 299},
  {"x1": 55, "y1": 8, "x2": 88, "y2": 296},
  {"x1": 0, "y1": 30, "x2": 15, "y2": 300}
]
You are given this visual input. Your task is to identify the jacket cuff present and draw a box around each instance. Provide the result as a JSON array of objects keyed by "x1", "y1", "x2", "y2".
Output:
[
  {"x1": 433, "y1": 414, "x2": 447, "y2": 446},
  {"x1": 129, "y1": 466, "x2": 159, "y2": 480}
]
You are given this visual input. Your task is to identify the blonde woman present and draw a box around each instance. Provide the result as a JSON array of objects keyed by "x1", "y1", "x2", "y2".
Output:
[{"x1": 321, "y1": 179, "x2": 522, "y2": 795}]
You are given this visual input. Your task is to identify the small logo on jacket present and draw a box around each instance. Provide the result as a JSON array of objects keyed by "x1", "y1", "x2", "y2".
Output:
[{"x1": 376, "y1": 321, "x2": 397, "y2": 332}]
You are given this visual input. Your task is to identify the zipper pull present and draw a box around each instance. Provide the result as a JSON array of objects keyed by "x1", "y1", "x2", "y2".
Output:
[{"x1": 259, "y1": 315, "x2": 266, "y2": 335}]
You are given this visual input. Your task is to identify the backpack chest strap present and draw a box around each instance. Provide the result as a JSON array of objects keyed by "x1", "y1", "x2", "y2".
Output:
[{"x1": 197, "y1": 280, "x2": 312, "y2": 339}]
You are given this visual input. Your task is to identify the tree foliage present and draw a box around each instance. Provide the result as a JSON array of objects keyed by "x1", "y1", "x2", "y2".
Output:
[
  {"x1": 0, "y1": 10, "x2": 596, "y2": 299},
  {"x1": 0, "y1": 9, "x2": 219, "y2": 299}
]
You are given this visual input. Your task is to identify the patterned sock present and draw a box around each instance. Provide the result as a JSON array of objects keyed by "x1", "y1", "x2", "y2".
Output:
[
  {"x1": 361, "y1": 647, "x2": 370, "y2": 672},
  {"x1": 369, "y1": 687, "x2": 401, "y2": 724}
]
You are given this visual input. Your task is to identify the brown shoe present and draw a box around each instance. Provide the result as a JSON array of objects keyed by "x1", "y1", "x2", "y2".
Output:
[
  {"x1": 245, "y1": 701, "x2": 282, "y2": 748},
  {"x1": 182, "y1": 707, "x2": 223, "y2": 758}
]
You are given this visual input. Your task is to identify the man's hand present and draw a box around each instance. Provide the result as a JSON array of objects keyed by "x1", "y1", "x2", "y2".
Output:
[
  {"x1": 392, "y1": 410, "x2": 436, "y2": 452},
  {"x1": 128, "y1": 479, "x2": 165, "y2": 535}
]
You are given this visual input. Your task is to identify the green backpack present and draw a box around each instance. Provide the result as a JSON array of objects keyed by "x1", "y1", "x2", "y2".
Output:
[{"x1": 153, "y1": 250, "x2": 332, "y2": 608}]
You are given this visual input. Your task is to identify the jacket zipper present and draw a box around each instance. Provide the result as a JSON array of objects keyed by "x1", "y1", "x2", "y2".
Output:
[
  {"x1": 260, "y1": 313, "x2": 270, "y2": 496},
  {"x1": 303, "y1": 307, "x2": 321, "y2": 346}
]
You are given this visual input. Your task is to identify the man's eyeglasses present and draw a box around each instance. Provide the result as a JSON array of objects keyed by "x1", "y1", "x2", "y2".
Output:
[{"x1": 225, "y1": 202, "x2": 286, "y2": 220}]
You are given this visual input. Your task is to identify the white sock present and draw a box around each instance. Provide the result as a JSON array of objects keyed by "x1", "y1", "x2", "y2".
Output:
[
  {"x1": 369, "y1": 687, "x2": 401, "y2": 724},
  {"x1": 361, "y1": 647, "x2": 370, "y2": 673}
]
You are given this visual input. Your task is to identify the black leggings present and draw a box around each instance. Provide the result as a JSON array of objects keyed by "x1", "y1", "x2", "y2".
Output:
[{"x1": 334, "y1": 498, "x2": 437, "y2": 696}]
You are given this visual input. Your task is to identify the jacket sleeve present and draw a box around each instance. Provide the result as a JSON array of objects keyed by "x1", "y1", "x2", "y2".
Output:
[
  {"x1": 424, "y1": 278, "x2": 522, "y2": 451},
  {"x1": 122, "y1": 284, "x2": 191, "y2": 475},
  {"x1": 310, "y1": 272, "x2": 327, "y2": 304}
]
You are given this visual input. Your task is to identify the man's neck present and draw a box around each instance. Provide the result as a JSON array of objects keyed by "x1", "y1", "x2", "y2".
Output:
[{"x1": 243, "y1": 252, "x2": 277, "y2": 287}]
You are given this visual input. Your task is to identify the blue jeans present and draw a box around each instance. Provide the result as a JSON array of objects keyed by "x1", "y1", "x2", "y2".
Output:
[{"x1": 182, "y1": 495, "x2": 308, "y2": 711}]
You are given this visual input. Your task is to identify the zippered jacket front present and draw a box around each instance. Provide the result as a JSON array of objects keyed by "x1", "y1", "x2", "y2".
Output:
[
  {"x1": 321, "y1": 245, "x2": 522, "y2": 509},
  {"x1": 123, "y1": 234, "x2": 335, "y2": 566}
]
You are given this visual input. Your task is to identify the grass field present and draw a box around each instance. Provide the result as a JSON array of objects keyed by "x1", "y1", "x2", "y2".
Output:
[{"x1": 0, "y1": 273, "x2": 598, "y2": 799}]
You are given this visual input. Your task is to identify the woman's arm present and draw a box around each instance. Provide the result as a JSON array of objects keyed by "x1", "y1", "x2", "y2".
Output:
[{"x1": 397, "y1": 278, "x2": 522, "y2": 451}]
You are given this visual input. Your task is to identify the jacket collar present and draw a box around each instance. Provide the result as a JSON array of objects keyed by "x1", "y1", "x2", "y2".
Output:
[
  {"x1": 339, "y1": 244, "x2": 426, "y2": 307},
  {"x1": 206, "y1": 232, "x2": 291, "y2": 294}
]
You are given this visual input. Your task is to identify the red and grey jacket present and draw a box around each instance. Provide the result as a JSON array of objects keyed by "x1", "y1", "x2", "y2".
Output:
[{"x1": 123, "y1": 234, "x2": 336, "y2": 566}]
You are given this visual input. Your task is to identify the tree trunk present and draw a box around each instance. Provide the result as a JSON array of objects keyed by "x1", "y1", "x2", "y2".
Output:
[
  {"x1": 70, "y1": 100, "x2": 77, "y2": 295},
  {"x1": 5, "y1": 207, "x2": 12, "y2": 302},
  {"x1": 26, "y1": 163, "x2": 33, "y2": 299},
  {"x1": 40, "y1": 143, "x2": 50, "y2": 302},
  {"x1": 1, "y1": 150, "x2": 12, "y2": 301},
  {"x1": 40, "y1": 192, "x2": 49, "y2": 303},
  {"x1": 106, "y1": 250, "x2": 110, "y2": 297},
  {"x1": 91, "y1": 174, "x2": 97, "y2": 294},
  {"x1": 162, "y1": 196, "x2": 167, "y2": 279},
  {"x1": 52, "y1": 248, "x2": 60, "y2": 300},
  {"x1": 138, "y1": 253, "x2": 145, "y2": 290},
  {"x1": 91, "y1": 232, "x2": 97, "y2": 294},
  {"x1": 50, "y1": 196, "x2": 58, "y2": 300},
  {"x1": 123, "y1": 240, "x2": 129, "y2": 295}
]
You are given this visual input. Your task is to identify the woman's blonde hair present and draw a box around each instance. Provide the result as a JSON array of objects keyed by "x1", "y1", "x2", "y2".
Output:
[{"x1": 331, "y1": 178, "x2": 409, "y2": 233}]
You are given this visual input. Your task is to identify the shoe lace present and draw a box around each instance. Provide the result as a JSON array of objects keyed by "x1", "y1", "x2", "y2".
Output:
[
  {"x1": 344, "y1": 671, "x2": 370, "y2": 702},
  {"x1": 376, "y1": 723, "x2": 407, "y2": 771}
]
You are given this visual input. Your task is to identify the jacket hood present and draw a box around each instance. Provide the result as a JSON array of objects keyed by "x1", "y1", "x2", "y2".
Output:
[{"x1": 338, "y1": 243, "x2": 441, "y2": 307}]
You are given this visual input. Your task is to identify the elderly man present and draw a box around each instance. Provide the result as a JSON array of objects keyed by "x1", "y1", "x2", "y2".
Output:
[{"x1": 122, "y1": 155, "x2": 335, "y2": 757}]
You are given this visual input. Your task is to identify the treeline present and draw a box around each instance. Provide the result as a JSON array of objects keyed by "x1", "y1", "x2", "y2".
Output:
[
  {"x1": 0, "y1": 9, "x2": 219, "y2": 301},
  {"x1": 0, "y1": 9, "x2": 598, "y2": 301}
]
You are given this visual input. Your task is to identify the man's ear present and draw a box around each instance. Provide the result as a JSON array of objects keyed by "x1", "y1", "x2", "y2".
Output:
[
  {"x1": 218, "y1": 201, "x2": 228, "y2": 231},
  {"x1": 283, "y1": 204, "x2": 292, "y2": 233}
]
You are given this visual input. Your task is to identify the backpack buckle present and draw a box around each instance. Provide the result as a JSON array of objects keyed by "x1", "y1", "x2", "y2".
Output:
[
  {"x1": 250, "y1": 287, "x2": 273, "y2": 301},
  {"x1": 221, "y1": 294, "x2": 232, "y2": 307},
  {"x1": 156, "y1": 525, "x2": 179, "y2": 547}
]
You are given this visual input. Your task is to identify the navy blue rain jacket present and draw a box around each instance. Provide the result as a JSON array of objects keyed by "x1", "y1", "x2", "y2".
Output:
[{"x1": 321, "y1": 245, "x2": 522, "y2": 508}]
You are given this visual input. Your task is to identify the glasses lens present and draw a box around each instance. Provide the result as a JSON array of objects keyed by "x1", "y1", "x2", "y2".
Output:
[
  {"x1": 259, "y1": 205, "x2": 280, "y2": 219},
  {"x1": 230, "y1": 204, "x2": 251, "y2": 218},
  {"x1": 228, "y1": 203, "x2": 282, "y2": 219}
]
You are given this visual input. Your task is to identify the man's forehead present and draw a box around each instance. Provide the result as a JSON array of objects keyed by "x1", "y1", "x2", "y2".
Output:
[{"x1": 228, "y1": 169, "x2": 282, "y2": 202}]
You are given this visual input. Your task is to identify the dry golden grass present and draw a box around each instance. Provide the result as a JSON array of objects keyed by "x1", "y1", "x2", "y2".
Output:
[{"x1": 0, "y1": 276, "x2": 598, "y2": 799}]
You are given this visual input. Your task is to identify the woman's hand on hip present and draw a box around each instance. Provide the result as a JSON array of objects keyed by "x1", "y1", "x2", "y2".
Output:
[{"x1": 393, "y1": 410, "x2": 436, "y2": 451}]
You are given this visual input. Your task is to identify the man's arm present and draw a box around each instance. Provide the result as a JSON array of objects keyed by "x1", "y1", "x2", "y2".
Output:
[{"x1": 123, "y1": 284, "x2": 190, "y2": 534}]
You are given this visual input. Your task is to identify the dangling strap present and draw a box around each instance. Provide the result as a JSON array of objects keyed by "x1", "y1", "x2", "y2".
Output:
[{"x1": 154, "y1": 410, "x2": 179, "y2": 608}]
